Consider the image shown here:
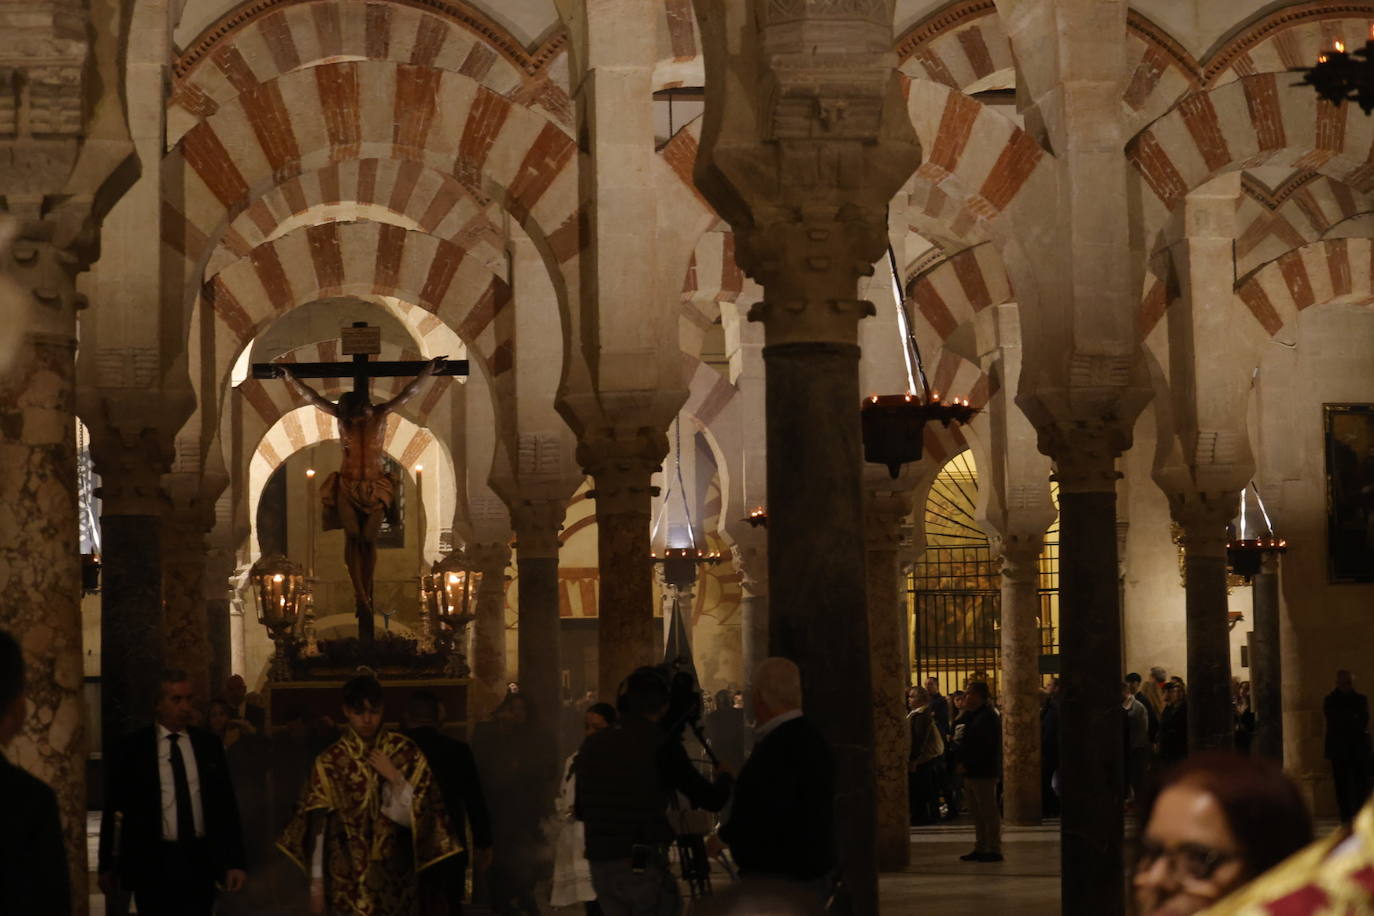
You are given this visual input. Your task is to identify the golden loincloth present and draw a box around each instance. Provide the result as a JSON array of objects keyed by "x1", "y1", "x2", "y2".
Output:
[{"x1": 321, "y1": 472, "x2": 399, "y2": 530}]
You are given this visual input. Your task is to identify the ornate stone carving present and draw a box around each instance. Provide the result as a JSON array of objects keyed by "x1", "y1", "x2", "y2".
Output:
[
  {"x1": 577, "y1": 429, "x2": 667, "y2": 516},
  {"x1": 511, "y1": 499, "x2": 566, "y2": 559}
]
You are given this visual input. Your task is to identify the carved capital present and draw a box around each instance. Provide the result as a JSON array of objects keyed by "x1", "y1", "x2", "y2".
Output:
[
  {"x1": 1167, "y1": 490, "x2": 1240, "y2": 560},
  {"x1": 723, "y1": 523, "x2": 768, "y2": 597},
  {"x1": 577, "y1": 428, "x2": 667, "y2": 516},
  {"x1": 989, "y1": 531, "x2": 1044, "y2": 586},
  {"x1": 864, "y1": 488, "x2": 914, "y2": 551},
  {"x1": 511, "y1": 499, "x2": 567, "y2": 559},
  {"x1": 88, "y1": 424, "x2": 174, "y2": 516},
  {"x1": 466, "y1": 541, "x2": 513, "y2": 578},
  {"x1": 1038, "y1": 419, "x2": 1126, "y2": 495}
]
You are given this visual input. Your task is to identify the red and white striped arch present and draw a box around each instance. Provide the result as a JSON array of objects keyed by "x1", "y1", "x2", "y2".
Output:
[
  {"x1": 249, "y1": 404, "x2": 438, "y2": 494},
  {"x1": 236, "y1": 338, "x2": 452, "y2": 458},
  {"x1": 903, "y1": 78, "x2": 1054, "y2": 239},
  {"x1": 202, "y1": 220, "x2": 513, "y2": 400},
  {"x1": 1235, "y1": 237, "x2": 1374, "y2": 337},
  {"x1": 170, "y1": 0, "x2": 571, "y2": 146},
  {"x1": 895, "y1": 1, "x2": 1197, "y2": 136},
  {"x1": 908, "y1": 243, "x2": 1014, "y2": 344},
  {"x1": 679, "y1": 228, "x2": 743, "y2": 370},
  {"x1": 163, "y1": 59, "x2": 577, "y2": 311},
  {"x1": 1129, "y1": 76, "x2": 1374, "y2": 251},
  {"x1": 207, "y1": 158, "x2": 506, "y2": 277},
  {"x1": 1203, "y1": 5, "x2": 1374, "y2": 89}
]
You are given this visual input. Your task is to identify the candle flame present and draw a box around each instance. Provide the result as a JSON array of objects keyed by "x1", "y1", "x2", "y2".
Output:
[
  {"x1": 1336, "y1": 39, "x2": 1346, "y2": 52},
  {"x1": 1319, "y1": 54, "x2": 1329, "y2": 62},
  {"x1": 305, "y1": 468, "x2": 316, "y2": 478},
  {"x1": 272, "y1": 573, "x2": 284, "y2": 582},
  {"x1": 414, "y1": 464, "x2": 423, "y2": 472}
]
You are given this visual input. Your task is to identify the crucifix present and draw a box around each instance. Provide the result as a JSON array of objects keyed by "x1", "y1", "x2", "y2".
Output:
[{"x1": 251, "y1": 322, "x2": 468, "y2": 643}]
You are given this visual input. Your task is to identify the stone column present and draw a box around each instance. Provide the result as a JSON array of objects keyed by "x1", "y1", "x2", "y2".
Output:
[
  {"x1": 0, "y1": 226, "x2": 89, "y2": 908},
  {"x1": 729, "y1": 528, "x2": 769, "y2": 699},
  {"x1": 692, "y1": 3, "x2": 920, "y2": 906},
  {"x1": 578, "y1": 433, "x2": 665, "y2": 699},
  {"x1": 163, "y1": 475, "x2": 216, "y2": 704},
  {"x1": 1250, "y1": 552, "x2": 1282, "y2": 762},
  {"x1": 513, "y1": 500, "x2": 565, "y2": 782},
  {"x1": 1051, "y1": 437, "x2": 1126, "y2": 915},
  {"x1": 866, "y1": 488, "x2": 913, "y2": 871},
  {"x1": 469, "y1": 541, "x2": 513, "y2": 701},
  {"x1": 90, "y1": 428, "x2": 172, "y2": 752},
  {"x1": 1170, "y1": 493, "x2": 1238, "y2": 753},
  {"x1": 992, "y1": 532, "x2": 1045, "y2": 826}
]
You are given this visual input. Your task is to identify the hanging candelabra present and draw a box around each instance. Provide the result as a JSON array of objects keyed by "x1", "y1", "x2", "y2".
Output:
[
  {"x1": 1297, "y1": 29, "x2": 1374, "y2": 114},
  {"x1": 861, "y1": 247, "x2": 980, "y2": 478},
  {"x1": 1226, "y1": 483, "x2": 1288, "y2": 581}
]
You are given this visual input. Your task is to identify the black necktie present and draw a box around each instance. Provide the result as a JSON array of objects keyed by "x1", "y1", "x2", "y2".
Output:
[{"x1": 168, "y1": 733, "x2": 197, "y2": 842}]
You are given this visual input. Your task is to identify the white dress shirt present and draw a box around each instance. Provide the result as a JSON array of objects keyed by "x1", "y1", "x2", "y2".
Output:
[{"x1": 156, "y1": 723, "x2": 206, "y2": 841}]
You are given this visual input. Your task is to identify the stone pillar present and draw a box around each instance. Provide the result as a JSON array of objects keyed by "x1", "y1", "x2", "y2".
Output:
[
  {"x1": 163, "y1": 476, "x2": 216, "y2": 704},
  {"x1": 729, "y1": 528, "x2": 769, "y2": 698},
  {"x1": 1251, "y1": 553, "x2": 1282, "y2": 762},
  {"x1": 578, "y1": 433, "x2": 665, "y2": 699},
  {"x1": 1051, "y1": 439, "x2": 1126, "y2": 915},
  {"x1": 993, "y1": 532, "x2": 1045, "y2": 826},
  {"x1": 469, "y1": 541, "x2": 512, "y2": 702},
  {"x1": 0, "y1": 227, "x2": 89, "y2": 908},
  {"x1": 1171, "y1": 493, "x2": 1238, "y2": 753},
  {"x1": 91, "y1": 429, "x2": 172, "y2": 752},
  {"x1": 513, "y1": 500, "x2": 565, "y2": 782},
  {"x1": 865, "y1": 488, "x2": 913, "y2": 871}
]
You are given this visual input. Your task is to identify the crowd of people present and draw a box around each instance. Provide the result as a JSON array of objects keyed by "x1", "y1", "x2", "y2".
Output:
[{"x1": 3, "y1": 620, "x2": 1374, "y2": 915}]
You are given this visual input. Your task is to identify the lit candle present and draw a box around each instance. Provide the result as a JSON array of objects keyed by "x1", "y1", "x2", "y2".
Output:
[
  {"x1": 414, "y1": 464, "x2": 425, "y2": 578},
  {"x1": 305, "y1": 469, "x2": 316, "y2": 579}
]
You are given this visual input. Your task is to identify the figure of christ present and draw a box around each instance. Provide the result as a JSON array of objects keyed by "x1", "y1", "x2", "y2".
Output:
[{"x1": 276, "y1": 357, "x2": 445, "y2": 641}]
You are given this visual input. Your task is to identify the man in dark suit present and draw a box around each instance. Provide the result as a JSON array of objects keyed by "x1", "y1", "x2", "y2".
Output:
[
  {"x1": 98, "y1": 668, "x2": 248, "y2": 916},
  {"x1": 718, "y1": 657, "x2": 835, "y2": 900},
  {"x1": 0, "y1": 628, "x2": 70, "y2": 916},
  {"x1": 403, "y1": 690, "x2": 493, "y2": 914},
  {"x1": 1325, "y1": 668, "x2": 1372, "y2": 822}
]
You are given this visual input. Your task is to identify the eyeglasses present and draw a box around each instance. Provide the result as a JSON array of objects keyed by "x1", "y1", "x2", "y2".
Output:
[{"x1": 1134, "y1": 841, "x2": 1239, "y2": 882}]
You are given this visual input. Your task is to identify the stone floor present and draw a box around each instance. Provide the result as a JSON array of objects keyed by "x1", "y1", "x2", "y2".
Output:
[{"x1": 87, "y1": 816, "x2": 1063, "y2": 914}]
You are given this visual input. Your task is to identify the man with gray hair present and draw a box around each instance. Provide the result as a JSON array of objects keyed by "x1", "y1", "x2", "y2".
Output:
[{"x1": 718, "y1": 657, "x2": 835, "y2": 899}]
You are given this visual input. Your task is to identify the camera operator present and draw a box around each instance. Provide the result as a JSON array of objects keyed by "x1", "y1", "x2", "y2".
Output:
[{"x1": 575, "y1": 666, "x2": 733, "y2": 915}]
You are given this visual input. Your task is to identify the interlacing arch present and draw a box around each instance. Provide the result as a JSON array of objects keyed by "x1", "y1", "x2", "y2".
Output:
[
  {"x1": 202, "y1": 220, "x2": 513, "y2": 397},
  {"x1": 1203, "y1": 4, "x2": 1374, "y2": 89},
  {"x1": 169, "y1": 0, "x2": 571, "y2": 146},
  {"x1": 163, "y1": 59, "x2": 578, "y2": 315}
]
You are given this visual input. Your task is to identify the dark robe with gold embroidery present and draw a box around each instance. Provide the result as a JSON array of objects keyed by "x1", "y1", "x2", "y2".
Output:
[{"x1": 278, "y1": 728, "x2": 461, "y2": 916}]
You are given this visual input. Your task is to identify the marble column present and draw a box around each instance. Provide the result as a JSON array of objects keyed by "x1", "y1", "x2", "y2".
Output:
[
  {"x1": 1052, "y1": 444, "x2": 1125, "y2": 915},
  {"x1": 865, "y1": 489, "x2": 913, "y2": 871},
  {"x1": 1251, "y1": 553, "x2": 1283, "y2": 762},
  {"x1": 513, "y1": 500, "x2": 565, "y2": 781},
  {"x1": 91, "y1": 432, "x2": 172, "y2": 754},
  {"x1": 730, "y1": 529, "x2": 769, "y2": 700},
  {"x1": 469, "y1": 541, "x2": 512, "y2": 701},
  {"x1": 578, "y1": 434, "x2": 664, "y2": 699},
  {"x1": 162, "y1": 481, "x2": 215, "y2": 704},
  {"x1": 0, "y1": 230, "x2": 89, "y2": 907},
  {"x1": 994, "y1": 532, "x2": 1045, "y2": 826},
  {"x1": 1172, "y1": 493, "x2": 1238, "y2": 753}
]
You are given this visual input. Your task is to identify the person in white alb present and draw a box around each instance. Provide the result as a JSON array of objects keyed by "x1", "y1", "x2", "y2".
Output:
[{"x1": 98, "y1": 669, "x2": 248, "y2": 916}]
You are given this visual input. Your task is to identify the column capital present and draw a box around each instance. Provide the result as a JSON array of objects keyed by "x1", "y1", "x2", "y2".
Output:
[
  {"x1": 88, "y1": 423, "x2": 175, "y2": 516},
  {"x1": 511, "y1": 499, "x2": 567, "y2": 559},
  {"x1": 1038, "y1": 419, "x2": 1127, "y2": 495},
  {"x1": 989, "y1": 530, "x2": 1045, "y2": 586},
  {"x1": 864, "y1": 488, "x2": 914, "y2": 551},
  {"x1": 1167, "y1": 489, "x2": 1240, "y2": 559},
  {"x1": 466, "y1": 541, "x2": 513, "y2": 574},
  {"x1": 577, "y1": 428, "x2": 666, "y2": 516},
  {"x1": 723, "y1": 523, "x2": 768, "y2": 598}
]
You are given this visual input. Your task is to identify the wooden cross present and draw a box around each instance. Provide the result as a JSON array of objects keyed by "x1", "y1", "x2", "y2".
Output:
[{"x1": 249, "y1": 321, "x2": 469, "y2": 392}]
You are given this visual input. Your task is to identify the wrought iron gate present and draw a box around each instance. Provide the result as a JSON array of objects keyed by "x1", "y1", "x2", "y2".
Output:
[{"x1": 908, "y1": 451, "x2": 1061, "y2": 699}]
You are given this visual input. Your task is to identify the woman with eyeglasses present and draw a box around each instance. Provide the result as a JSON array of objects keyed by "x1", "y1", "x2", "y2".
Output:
[{"x1": 1133, "y1": 751, "x2": 1312, "y2": 916}]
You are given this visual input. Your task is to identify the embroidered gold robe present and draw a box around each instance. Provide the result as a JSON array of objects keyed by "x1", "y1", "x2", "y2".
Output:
[
  {"x1": 1203, "y1": 799, "x2": 1374, "y2": 915},
  {"x1": 278, "y1": 728, "x2": 461, "y2": 916}
]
